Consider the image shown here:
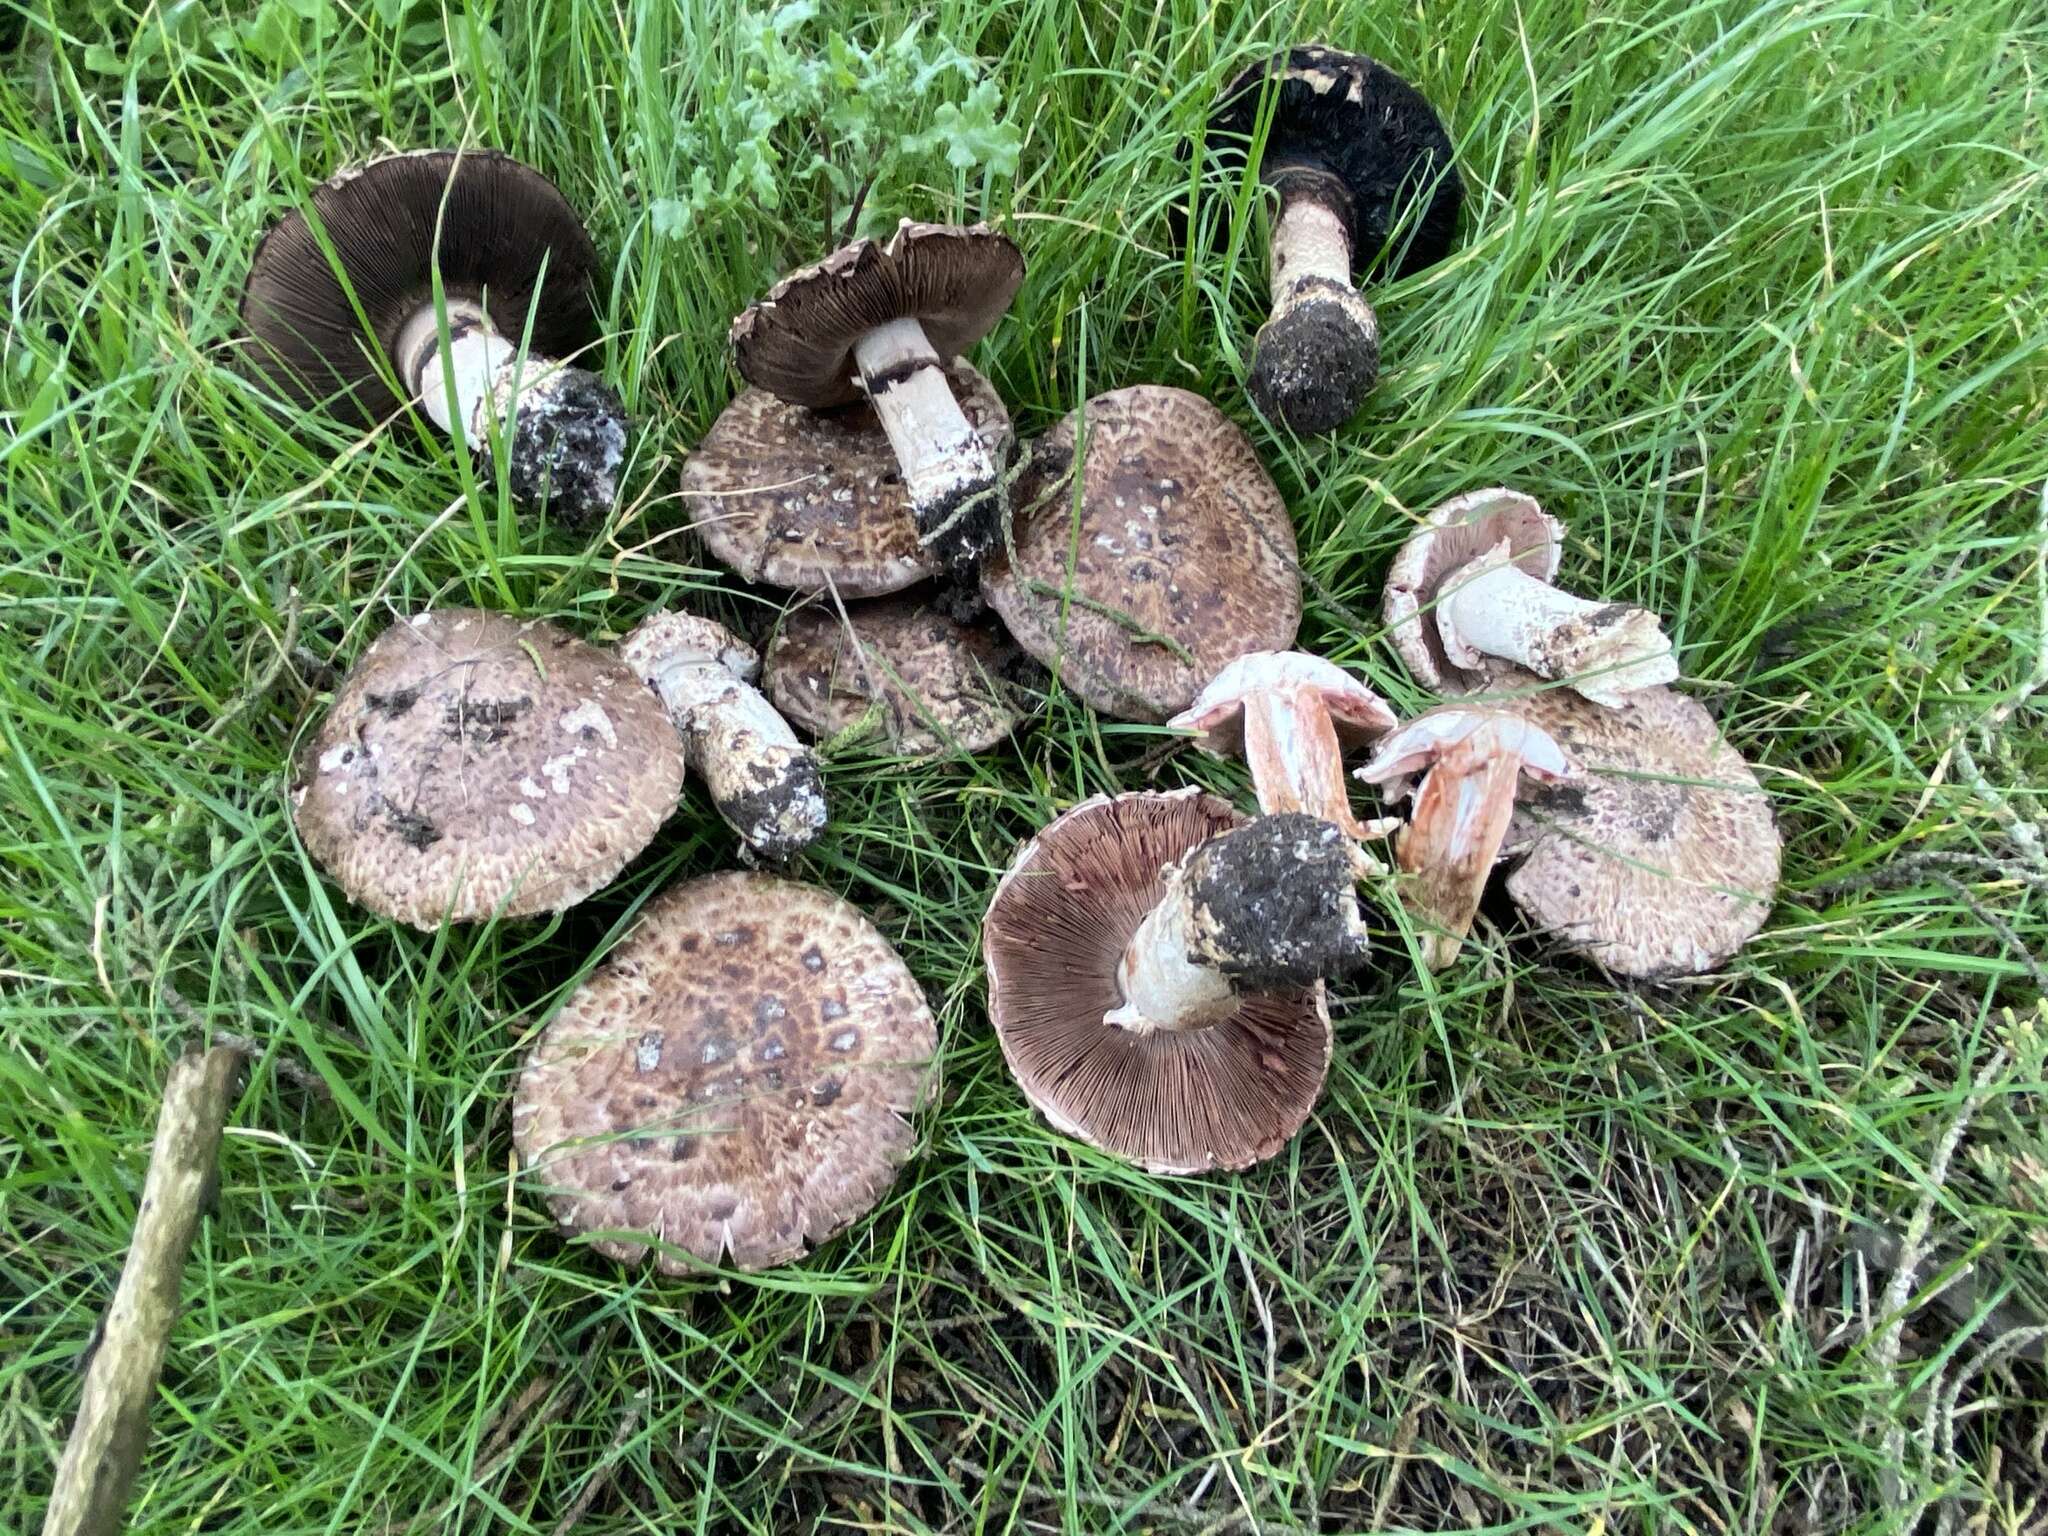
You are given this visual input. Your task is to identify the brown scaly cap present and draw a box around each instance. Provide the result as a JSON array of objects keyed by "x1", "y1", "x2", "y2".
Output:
[
  {"x1": 291, "y1": 609, "x2": 682, "y2": 928},
  {"x1": 239, "y1": 149, "x2": 604, "y2": 424},
  {"x1": 981, "y1": 790, "x2": 1332, "y2": 1175},
  {"x1": 1383, "y1": 488, "x2": 1563, "y2": 695},
  {"x1": 512, "y1": 872, "x2": 936, "y2": 1273},
  {"x1": 682, "y1": 361, "x2": 1011, "y2": 597},
  {"x1": 1496, "y1": 677, "x2": 1780, "y2": 979},
  {"x1": 981, "y1": 386, "x2": 1303, "y2": 722},
  {"x1": 730, "y1": 221, "x2": 1024, "y2": 410},
  {"x1": 764, "y1": 596, "x2": 1034, "y2": 757}
]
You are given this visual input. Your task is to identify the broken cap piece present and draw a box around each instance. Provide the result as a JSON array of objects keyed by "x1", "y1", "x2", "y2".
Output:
[
  {"x1": 1384, "y1": 488, "x2": 1677, "y2": 705},
  {"x1": 983, "y1": 791, "x2": 1365, "y2": 1174},
  {"x1": 512, "y1": 871, "x2": 936, "y2": 1272},
  {"x1": 731, "y1": 221, "x2": 1024, "y2": 573},
  {"x1": 618, "y1": 612, "x2": 827, "y2": 861},
  {"x1": 683, "y1": 361, "x2": 1012, "y2": 598},
  {"x1": 1497, "y1": 679, "x2": 1779, "y2": 978},
  {"x1": 981, "y1": 386, "x2": 1303, "y2": 723},
  {"x1": 1354, "y1": 704, "x2": 1572, "y2": 969},
  {"x1": 764, "y1": 595, "x2": 1034, "y2": 757},
  {"x1": 291, "y1": 609, "x2": 683, "y2": 928},
  {"x1": 240, "y1": 150, "x2": 628, "y2": 526},
  {"x1": 1171, "y1": 650, "x2": 1395, "y2": 834},
  {"x1": 1203, "y1": 47, "x2": 1462, "y2": 433}
]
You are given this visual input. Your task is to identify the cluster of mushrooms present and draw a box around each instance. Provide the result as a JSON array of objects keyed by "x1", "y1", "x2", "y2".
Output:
[{"x1": 242, "y1": 47, "x2": 1779, "y2": 1273}]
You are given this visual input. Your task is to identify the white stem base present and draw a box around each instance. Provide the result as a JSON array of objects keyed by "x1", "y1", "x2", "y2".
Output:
[
  {"x1": 851, "y1": 318, "x2": 996, "y2": 527},
  {"x1": 1439, "y1": 550, "x2": 1678, "y2": 707},
  {"x1": 1106, "y1": 872, "x2": 1233, "y2": 1033},
  {"x1": 397, "y1": 301, "x2": 574, "y2": 449}
]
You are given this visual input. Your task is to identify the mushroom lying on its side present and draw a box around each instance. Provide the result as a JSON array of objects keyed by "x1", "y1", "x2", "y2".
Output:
[
  {"x1": 983, "y1": 790, "x2": 1371, "y2": 1174},
  {"x1": 240, "y1": 150, "x2": 629, "y2": 527}
]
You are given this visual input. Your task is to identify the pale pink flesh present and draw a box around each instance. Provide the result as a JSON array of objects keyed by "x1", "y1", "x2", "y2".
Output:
[
  {"x1": 1240, "y1": 684, "x2": 1368, "y2": 834},
  {"x1": 1396, "y1": 733, "x2": 1525, "y2": 969}
]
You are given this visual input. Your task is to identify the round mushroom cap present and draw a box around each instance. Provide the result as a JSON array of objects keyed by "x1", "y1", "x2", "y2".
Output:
[
  {"x1": 291, "y1": 609, "x2": 683, "y2": 928},
  {"x1": 982, "y1": 789, "x2": 1332, "y2": 1175},
  {"x1": 684, "y1": 361, "x2": 1012, "y2": 597},
  {"x1": 1495, "y1": 678, "x2": 1780, "y2": 979},
  {"x1": 1206, "y1": 45, "x2": 1462, "y2": 278},
  {"x1": 1383, "y1": 488, "x2": 1564, "y2": 695},
  {"x1": 765, "y1": 596, "x2": 1033, "y2": 757},
  {"x1": 730, "y1": 221, "x2": 1025, "y2": 410},
  {"x1": 240, "y1": 150, "x2": 604, "y2": 425},
  {"x1": 981, "y1": 386, "x2": 1303, "y2": 722},
  {"x1": 512, "y1": 872, "x2": 937, "y2": 1273}
]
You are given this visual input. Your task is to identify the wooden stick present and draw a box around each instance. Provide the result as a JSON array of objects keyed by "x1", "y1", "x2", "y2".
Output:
[{"x1": 42, "y1": 1046, "x2": 242, "y2": 1536}]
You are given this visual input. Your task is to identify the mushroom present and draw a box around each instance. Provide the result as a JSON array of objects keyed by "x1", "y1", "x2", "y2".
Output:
[
  {"x1": 291, "y1": 609, "x2": 683, "y2": 928},
  {"x1": 617, "y1": 612, "x2": 827, "y2": 861},
  {"x1": 764, "y1": 594, "x2": 1035, "y2": 757},
  {"x1": 981, "y1": 386, "x2": 1303, "y2": 722},
  {"x1": 730, "y1": 221, "x2": 1024, "y2": 574},
  {"x1": 1353, "y1": 705, "x2": 1573, "y2": 969},
  {"x1": 982, "y1": 790, "x2": 1372, "y2": 1174},
  {"x1": 1202, "y1": 46, "x2": 1462, "y2": 432},
  {"x1": 512, "y1": 871, "x2": 936, "y2": 1272},
  {"x1": 1169, "y1": 651, "x2": 1396, "y2": 833},
  {"x1": 1384, "y1": 488, "x2": 1677, "y2": 707},
  {"x1": 239, "y1": 149, "x2": 629, "y2": 527},
  {"x1": 1495, "y1": 677, "x2": 1779, "y2": 978},
  {"x1": 683, "y1": 361, "x2": 1013, "y2": 598}
]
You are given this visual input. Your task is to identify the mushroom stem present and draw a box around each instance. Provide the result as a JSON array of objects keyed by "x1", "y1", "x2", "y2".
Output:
[
  {"x1": 1438, "y1": 547, "x2": 1677, "y2": 707},
  {"x1": 1236, "y1": 685, "x2": 1361, "y2": 830},
  {"x1": 1107, "y1": 814, "x2": 1371, "y2": 1032},
  {"x1": 1248, "y1": 179, "x2": 1380, "y2": 433},
  {"x1": 1270, "y1": 189, "x2": 1354, "y2": 297},
  {"x1": 851, "y1": 317, "x2": 1005, "y2": 572},
  {"x1": 620, "y1": 613, "x2": 827, "y2": 860}
]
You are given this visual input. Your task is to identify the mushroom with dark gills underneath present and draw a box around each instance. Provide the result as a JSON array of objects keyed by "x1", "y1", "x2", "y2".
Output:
[
  {"x1": 239, "y1": 150, "x2": 629, "y2": 527},
  {"x1": 290, "y1": 610, "x2": 683, "y2": 928},
  {"x1": 617, "y1": 612, "x2": 827, "y2": 861},
  {"x1": 981, "y1": 386, "x2": 1303, "y2": 723},
  {"x1": 730, "y1": 221, "x2": 1024, "y2": 574},
  {"x1": 683, "y1": 360, "x2": 1013, "y2": 599},
  {"x1": 764, "y1": 594, "x2": 1034, "y2": 758},
  {"x1": 982, "y1": 791, "x2": 1372, "y2": 1174},
  {"x1": 1197, "y1": 46, "x2": 1462, "y2": 433},
  {"x1": 512, "y1": 872, "x2": 936, "y2": 1273},
  {"x1": 1384, "y1": 488, "x2": 1677, "y2": 707},
  {"x1": 1352, "y1": 705, "x2": 1574, "y2": 970}
]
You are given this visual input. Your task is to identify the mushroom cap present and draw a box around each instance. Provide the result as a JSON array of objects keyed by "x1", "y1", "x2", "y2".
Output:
[
  {"x1": 683, "y1": 361, "x2": 1012, "y2": 597},
  {"x1": 981, "y1": 386, "x2": 1303, "y2": 722},
  {"x1": 764, "y1": 596, "x2": 1033, "y2": 757},
  {"x1": 240, "y1": 149, "x2": 604, "y2": 425},
  {"x1": 291, "y1": 609, "x2": 682, "y2": 928},
  {"x1": 1495, "y1": 679, "x2": 1780, "y2": 979},
  {"x1": 981, "y1": 789, "x2": 1332, "y2": 1175},
  {"x1": 512, "y1": 872, "x2": 936, "y2": 1273},
  {"x1": 1383, "y1": 488, "x2": 1564, "y2": 695},
  {"x1": 730, "y1": 221, "x2": 1025, "y2": 410},
  {"x1": 1171, "y1": 650, "x2": 1397, "y2": 757},
  {"x1": 1205, "y1": 45, "x2": 1462, "y2": 279}
]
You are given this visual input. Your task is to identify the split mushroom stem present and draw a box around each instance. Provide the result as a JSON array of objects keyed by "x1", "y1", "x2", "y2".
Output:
[
  {"x1": 851, "y1": 317, "x2": 1004, "y2": 573},
  {"x1": 621, "y1": 613, "x2": 827, "y2": 860},
  {"x1": 1107, "y1": 813, "x2": 1372, "y2": 1032},
  {"x1": 1249, "y1": 175, "x2": 1381, "y2": 433},
  {"x1": 1355, "y1": 709, "x2": 1571, "y2": 969},
  {"x1": 1438, "y1": 545, "x2": 1677, "y2": 708}
]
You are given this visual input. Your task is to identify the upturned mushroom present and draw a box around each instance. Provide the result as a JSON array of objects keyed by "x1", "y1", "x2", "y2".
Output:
[
  {"x1": 618, "y1": 612, "x2": 827, "y2": 861},
  {"x1": 291, "y1": 609, "x2": 683, "y2": 928},
  {"x1": 1169, "y1": 651, "x2": 1396, "y2": 834},
  {"x1": 513, "y1": 872, "x2": 936, "y2": 1272},
  {"x1": 730, "y1": 221, "x2": 1024, "y2": 574},
  {"x1": 982, "y1": 790, "x2": 1372, "y2": 1174},
  {"x1": 1201, "y1": 46, "x2": 1462, "y2": 432},
  {"x1": 240, "y1": 149, "x2": 629, "y2": 526},
  {"x1": 1384, "y1": 488, "x2": 1677, "y2": 707},
  {"x1": 683, "y1": 361, "x2": 1013, "y2": 598},
  {"x1": 1353, "y1": 705, "x2": 1573, "y2": 969},
  {"x1": 1494, "y1": 676, "x2": 1779, "y2": 978},
  {"x1": 982, "y1": 386, "x2": 1303, "y2": 722},
  {"x1": 764, "y1": 594, "x2": 1035, "y2": 758}
]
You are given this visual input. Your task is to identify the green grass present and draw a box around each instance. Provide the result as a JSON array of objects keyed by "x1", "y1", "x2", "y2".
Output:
[{"x1": 5, "y1": 0, "x2": 2048, "y2": 1530}]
